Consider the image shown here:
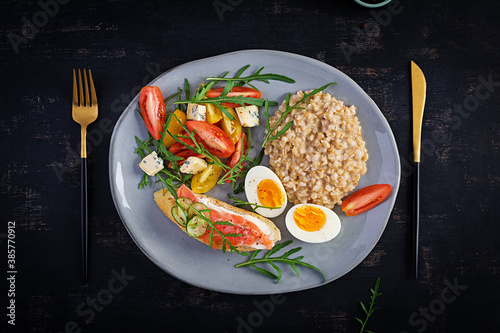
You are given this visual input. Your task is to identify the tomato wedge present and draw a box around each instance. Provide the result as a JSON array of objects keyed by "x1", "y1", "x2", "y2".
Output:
[
  {"x1": 341, "y1": 184, "x2": 392, "y2": 216},
  {"x1": 186, "y1": 121, "x2": 235, "y2": 158},
  {"x1": 170, "y1": 141, "x2": 190, "y2": 155},
  {"x1": 139, "y1": 86, "x2": 166, "y2": 140},
  {"x1": 169, "y1": 133, "x2": 196, "y2": 155},
  {"x1": 206, "y1": 87, "x2": 261, "y2": 108},
  {"x1": 224, "y1": 133, "x2": 247, "y2": 183}
]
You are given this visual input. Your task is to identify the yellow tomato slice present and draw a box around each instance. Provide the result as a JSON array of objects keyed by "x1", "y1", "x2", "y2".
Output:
[
  {"x1": 163, "y1": 110, "x2": 187, "y2": 148},
  {"x1": 198, "y1": 84, "x2": 223, "y2": 124},
  {"x1": 191, "y1": 164, "x2": 223, "y2": 193},
  {"x1": 220, "y1": 107, "x2": 242, "y2": 145},
  {"x1": 205, "y1": 103, "x2": 223, "y2": 124}
]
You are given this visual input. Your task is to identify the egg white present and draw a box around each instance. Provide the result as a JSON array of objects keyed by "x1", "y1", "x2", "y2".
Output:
[
  {"x1": 244, "y1": 166, "x2": 287, "y2": 218},
  {"x1": 285, "y1": 204, "x2": 341, "y2": 243}
]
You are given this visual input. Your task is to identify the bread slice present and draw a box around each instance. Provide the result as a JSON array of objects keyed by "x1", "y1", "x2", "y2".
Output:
[{"x1": 154, "y1": 189, "x2": 281, "y2": 251}]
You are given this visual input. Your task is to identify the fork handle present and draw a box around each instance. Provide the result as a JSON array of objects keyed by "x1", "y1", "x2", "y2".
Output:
[{"x1": 81, "y1": 157, "x2": 88, "y2": 283}]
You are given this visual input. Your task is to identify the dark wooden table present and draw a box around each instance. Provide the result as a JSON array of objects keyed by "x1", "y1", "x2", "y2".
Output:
[{"x1": 1, "y1": 0, "x2": 499, "y2": 332}]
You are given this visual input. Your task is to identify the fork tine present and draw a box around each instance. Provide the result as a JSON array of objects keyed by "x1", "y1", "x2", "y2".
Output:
[
  {"x1": 83, "y1": 69, "x2": 90, "y2": 107},
  {"x1": 88, "y1": 69, "x2": 97, "y2": 107},
  {"x1": 78, "y1": 69, "x2": 84, "y2": 107},
  {"x1": 73, "y1": 69, "x2": 78, "y2": 105}
]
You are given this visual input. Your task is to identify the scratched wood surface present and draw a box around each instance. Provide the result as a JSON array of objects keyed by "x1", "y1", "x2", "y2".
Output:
[{"x1": 1, "y1": 0, "x2": 499, "y2": 332}]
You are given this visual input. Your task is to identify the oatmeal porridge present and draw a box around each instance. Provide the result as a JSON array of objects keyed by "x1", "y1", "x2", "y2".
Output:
[{"x1": 264, "y1": 91, "x2": 368, "y2": 208}]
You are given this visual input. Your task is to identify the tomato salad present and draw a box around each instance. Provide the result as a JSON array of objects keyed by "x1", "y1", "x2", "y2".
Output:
[{"x1": 135, "y1": 65, "x2": 295, "y2": 196}]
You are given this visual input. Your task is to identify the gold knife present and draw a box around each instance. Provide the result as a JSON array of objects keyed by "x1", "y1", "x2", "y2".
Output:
[{"x1": 411, "y1": 61, "x2": 426, "y2": 279}]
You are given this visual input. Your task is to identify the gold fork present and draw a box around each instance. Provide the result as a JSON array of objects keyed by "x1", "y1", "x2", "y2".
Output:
[{"x1": 72, "y1": 69, "x2": 98, "y2": 283}]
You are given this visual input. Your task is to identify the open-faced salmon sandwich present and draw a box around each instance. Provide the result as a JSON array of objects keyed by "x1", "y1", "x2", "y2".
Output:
[{"x1": 154, "y1": 185, "x2": 281, "y2": 251}]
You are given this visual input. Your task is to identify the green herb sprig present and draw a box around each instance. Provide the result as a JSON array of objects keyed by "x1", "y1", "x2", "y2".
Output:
[
  {"x1": 261, "y1": 82, "x2": 337, "y2": 147},
  {"x1": 356, "y1": 277, "x2": 382, "y2": 333},
  {"x1": 236, "y1": 240, "x2": 326, "y2": 284},
  {"x1": 227, "y1": 194, "x2": 280, "y2": 213},
  {"x1": 206, "y1": 64, "x2": 295, "y2": 89}
]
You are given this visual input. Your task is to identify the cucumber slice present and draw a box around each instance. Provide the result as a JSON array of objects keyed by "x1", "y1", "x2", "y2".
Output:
[
  {"x1": 176, "y1": 197, "x2": 194, "y2": 213},
  {"x1": 187, "y1": 202, "x2": 210, "y2": 220},
  {"x1": 171, "y1": 206, "x2": 187, "y2": 227},
  {"x1": 186, "y1": 215, "x2": 208, "y2": 238}
]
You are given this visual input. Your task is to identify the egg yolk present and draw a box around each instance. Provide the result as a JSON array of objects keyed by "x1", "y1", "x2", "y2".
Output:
[
  {"x1": 293, "y1": 206, "x2": 326, "y2": 232},
  {"x1": 257, "y1": 179, "x2": 285, "y2": 208}
]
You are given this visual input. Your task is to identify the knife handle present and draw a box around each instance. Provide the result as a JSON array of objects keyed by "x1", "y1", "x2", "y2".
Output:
[{"x1": 413, "y1": 162, "x2": 420, "y2": 280}]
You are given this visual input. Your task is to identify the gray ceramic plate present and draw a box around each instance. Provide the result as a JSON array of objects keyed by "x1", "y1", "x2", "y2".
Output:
[{"x1": 109, "y1": 50, "x2": 400, "y2": 295}]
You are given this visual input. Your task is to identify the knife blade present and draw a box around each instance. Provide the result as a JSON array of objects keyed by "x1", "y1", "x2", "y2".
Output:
[{"x1": 411, "y1": 61, "x2": 426, "y2": 279}]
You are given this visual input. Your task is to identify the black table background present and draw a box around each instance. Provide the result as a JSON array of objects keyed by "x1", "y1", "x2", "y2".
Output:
[{"x1": 1, "y1": 0, "x2": 499, "y2": 332}]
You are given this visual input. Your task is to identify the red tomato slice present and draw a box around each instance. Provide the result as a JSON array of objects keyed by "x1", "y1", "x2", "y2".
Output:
[
  {"x1": 169, "y1": 132, "x2": 207, "y2": 155},
  {"x1": 341, "y1": 184, "x2": 392, "y2": 216},
  {"x1": 224, "y1": 133, "x2": 247, "y2": 183},
  {"x1": 186, "y1": 121, "x2": 235, "y2": 158},
  {"x1": 139, "y1": 86, "x2": 166, "y2": 140},
  {"x1": 169, "y1": 141, "x2": 189, "y2": 155},
  {"x1": 206, "y1": 87, "x2": 261, "y2": 108},
  {"x1": 169, "y1": 135, "x2": 195, "y2": 155}
]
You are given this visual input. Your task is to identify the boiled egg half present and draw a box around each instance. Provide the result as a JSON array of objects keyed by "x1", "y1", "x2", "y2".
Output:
[
  {"x1": 285, "y1": 204, "x2": 341, "y2": 243},
  {"x1": 245, "y1": 166, "x2": 287, "y2": 218}
]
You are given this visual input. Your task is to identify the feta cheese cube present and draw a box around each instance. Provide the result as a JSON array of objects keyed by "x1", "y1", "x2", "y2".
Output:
[
  {"x1": 180, "y1": 156, "x2": 208, "y2": 175},
  {"x1": 187, "y1": 103, "x2": 207, "y2": 121},
  {"x1": 235, "y1": 105, "x2": 259, "y2": 127},
  {"x1": 139, "y1": 151, "x2": 164, "y2": 176}
]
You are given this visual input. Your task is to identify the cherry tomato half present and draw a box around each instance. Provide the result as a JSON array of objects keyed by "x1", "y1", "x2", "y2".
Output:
[
  {"x1": 139, "y1": 86, "x2": 166, "y2": 140},
  {"x1": 163, "y1": 110, "x2": 187, "y2": 148},
  {"x1": 191, "y1": 164, "x2": 223, "y2": 194},
  {"x1": 341, "y1": 184, "x2": 392, "y2": 216},
  {"x1": 186, "y1": 121, "x2": 235, "y2": 158},
  {"x1": 205, "y1": 103, "x2": 223, "y2": 124},
  {"x1": 219, "y1": 107, "x2": 242, "y2": 145},
  {"x1": 206, "y1": 87, "x2": 261, "y2": 108},
  {"x1": 169, "y1": 133, "x2": 195, "y2": 155},
  {"x1": 224, "y1": 133, "x2": 247, "y2": 183}
]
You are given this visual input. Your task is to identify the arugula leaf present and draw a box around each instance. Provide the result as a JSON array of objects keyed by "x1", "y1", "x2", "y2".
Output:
[
  {"x1": 165, "y1": 91, "x2": 182, "y2": 107},
  {"x1": 261, "y1": 82, "x2": 337, "y2": 148},
  {"x1": 357, "y1": 277, "x2": 382, "y2": 333},
  {"x1": 227, "y1": 194, "x2": 280, "y2": 213},
  {"x1": 236, "y1": 240, "x2": 326, "y2": 284},
  {"x1": 267, "y1": 120, "x2": 293, "y2": 143},
  {"x1": 138, "y1": 173, "x2": 150, "y2": 189},
  {"x1": 206, "y1": 65, "x2": 295, "y2": 85},
  {"x1": 184, "y1": 78, "x2": 190, "y2": 100}
]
